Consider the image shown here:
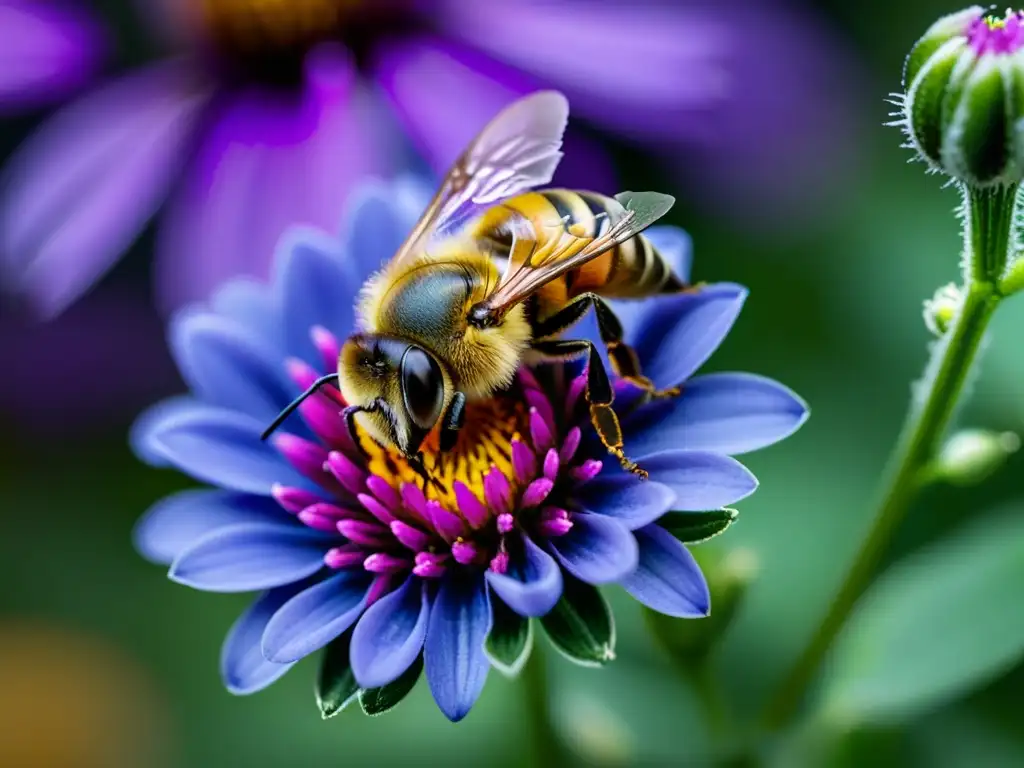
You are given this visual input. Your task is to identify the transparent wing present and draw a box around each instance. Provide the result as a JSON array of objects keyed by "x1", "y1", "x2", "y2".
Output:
[
  {"x1": 478, "y1": 191, "x2": 676, "y2": 318},
  {"x1": 392, "y1": 91, "x2": 569, "y2": 264}
]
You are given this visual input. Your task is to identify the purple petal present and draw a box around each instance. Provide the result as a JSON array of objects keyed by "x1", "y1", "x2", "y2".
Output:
[
  {"x1": 620, "y1": 525, "x2": 710, "y2": 618},
  {"x1": 275, "y1": 227, "x2": 361, "y2": 367},
  {"x1": 621, "y1": 450, "x2": 757, "y2": 511},
  {"x1": 0, "y1": 63, "x2": 205, "y2": 319},
  {"x1": 485, "y1": 536, "x2": 563, "y2": 617},
  {"x1": 262, "y1": 569, "x2": 373, "y2": 663},
  {"x1": 625, "y1": 283, "x2": 747, "y2": 391},
  {"x1": 435, "y1": 0, "x2": 727, "y2": 140},
  {"x1": 134, "y1": 489, "x2": 284, "y2": 566},
  {"x1": 0, "y1": 1, "x2": 102, "y2": 112},
  {"x1": 337, "y1": 181, "x2": 422, "y2": 285},
  {"x1": 135, "y1": 402, "x2": 311, "y2": 494},
  {"x1": 625, "y1": 373, "x2": 809, "y2": 457},
  {"x1": 156, "y1": 46, "x2": 387, "y2": 312},
  {"x1": 169, "y1": 523, "x2": 331, "y2": 593},
  {"x1": 549, "y1": 513, "x2": 638, "y2": 585},
  {"x1": 221, "y1": 583, "x2": 307, "y2": 695},
  {"x1": 424, "y1": 574, "x2": 492, "y2": 722},
  {"x1": 576, "y1": 478, "x2": 675, "y2": 530},
  {"x1": 209, "y1": 278, "x2": 283, "y2": 353},
  {"x1": 169, "y1": 309, "x2": 294, "y2": 422},
  {"x1": 372, "y1": 36, "x2": 615, "y2": 191},
  {"x1": 350, "y1": 576, "x2": 430, "y2": 688}
]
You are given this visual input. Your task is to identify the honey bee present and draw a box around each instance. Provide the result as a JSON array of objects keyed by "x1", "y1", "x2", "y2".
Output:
[{"x1": 261, "y1": 91, "x2": 691, "y2": 480}]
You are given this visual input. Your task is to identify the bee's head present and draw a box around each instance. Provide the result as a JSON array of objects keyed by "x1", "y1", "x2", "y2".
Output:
[{"x1": 338, "y1": 333, "x2": 450, "y2": 456}]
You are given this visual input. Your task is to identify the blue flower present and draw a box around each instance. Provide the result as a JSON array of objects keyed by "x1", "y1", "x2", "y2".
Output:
[{"x1": 132, "y1": 179, "x2": 808, "y2": 722}]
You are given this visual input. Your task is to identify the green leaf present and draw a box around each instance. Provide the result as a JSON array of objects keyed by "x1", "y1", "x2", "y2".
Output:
[
  {"x1": 540, "y1": 575, "x2": 614, "y2": 667},
  {"x1": 659, "y1": 509, "x2": 738, "y2": 544},
  {"x1": 820, "y1": 508, "x2": 1024, "y2": 723},
  {"x1": 316, "y1": 630, "x2": 359, "y2": 719},
  {"x1": 615, "y1": 190, "x2": 675, "y2": 230},
  {"x1": 486, "y1": 597, "x2": 533, "y2": 677},
  {"x1": 358, "y1": 656, "x2": 424, "y2": 716}
]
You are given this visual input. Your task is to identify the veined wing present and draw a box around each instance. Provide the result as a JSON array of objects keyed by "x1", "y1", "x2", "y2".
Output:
[{"x1": 391, "y1": 91, "x2": 569, "y2": 265}]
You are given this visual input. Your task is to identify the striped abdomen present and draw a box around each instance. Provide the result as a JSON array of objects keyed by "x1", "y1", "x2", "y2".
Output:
[{"x1": 469, "y1": 189, "x2": 686, "y2": 301}]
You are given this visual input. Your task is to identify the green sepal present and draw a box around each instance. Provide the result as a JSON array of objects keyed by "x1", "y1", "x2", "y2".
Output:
[
  {"x1": 944, "y1": 58, "x2": 1010, "y2": 185},
  {"x1": 315, "y1": 630, "x2": 359, "y2": 719},
  {"x1": 485, "y1": 597, "x2": 533, "y2": 677},
  {"x1": 658, "y1": 509, "x2": 738, "y2": 544},
  {"x1": 540, "y1": 575, "x2": 615, "y2": 667},
  {"x1": 908, "y1": 38, "x2": 965, "y2": 166},
  {"x1": 904, "y1": 7, "x2": 982, "y2": 87},
  {"x1": 358, "y1": 656, "x2": 424, "y2": 716}
]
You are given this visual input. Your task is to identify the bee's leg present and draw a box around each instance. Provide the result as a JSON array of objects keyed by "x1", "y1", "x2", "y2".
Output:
[
  {"x1": 440, "y1": 392, "x2": 467, "y2": 453},
  {"x1": 533, "y1": 293, "x2": 680, "y2": 401},
  {"x1": 531, "y1": 339, "x2": 647, "y2": 480}
]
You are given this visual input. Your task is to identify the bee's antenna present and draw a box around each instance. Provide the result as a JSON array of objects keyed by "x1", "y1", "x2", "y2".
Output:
[{"x1": 261, "y1": 373, "x2": 341, "y2": 441}]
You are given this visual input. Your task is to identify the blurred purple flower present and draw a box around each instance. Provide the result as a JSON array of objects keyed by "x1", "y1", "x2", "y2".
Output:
[{"x1": 1, "y1": 0, "x2": 858, "y2": 320}]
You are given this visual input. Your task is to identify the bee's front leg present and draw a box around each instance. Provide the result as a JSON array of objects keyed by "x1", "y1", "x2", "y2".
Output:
[
  {"x1": 440, "y1": 392, "x2": 467, "y2": 453},
  {"x1": 531, "y1": 339, "x2": 647, "y2": 480}
]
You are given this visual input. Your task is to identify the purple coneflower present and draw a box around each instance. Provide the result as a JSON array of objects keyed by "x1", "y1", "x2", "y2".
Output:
[
  {"x1": 1, "y1": 0, "x2": 857, "y2": 319},
  {"x1": 132, "y1": 179, "x2": 807, "y2": 721}
]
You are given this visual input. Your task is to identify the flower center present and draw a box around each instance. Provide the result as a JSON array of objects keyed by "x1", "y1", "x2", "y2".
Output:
[
  {"x1": 358, "y1": 396, "x2": 530, "y2": 511},
  {"x1": 188, "y1": 0, "x2": 416, "y2": 84},
  {"x1": 271, "y1": 327, "x2": 601, "y2": 582},
  {"x1": 968, "y1": 10, "x2": 1024, "y2": 54}
]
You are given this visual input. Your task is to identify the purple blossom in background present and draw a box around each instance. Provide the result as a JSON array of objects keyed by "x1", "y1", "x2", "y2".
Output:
[
  {"x1": 132, "y1": 179, "x2": 808, "y2": 721},
  {"x1": 0, "y1": 0, "x2": 859, "y2": 321}
]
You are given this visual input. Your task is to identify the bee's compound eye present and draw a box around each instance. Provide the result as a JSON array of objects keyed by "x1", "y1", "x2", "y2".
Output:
[{"x1": 401, "y1": 346, "x2": 444, "y2": 431}]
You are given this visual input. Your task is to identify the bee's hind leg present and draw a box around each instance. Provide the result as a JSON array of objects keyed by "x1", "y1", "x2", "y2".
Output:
[
  {"x1": 533, "y1": 293, "x2": 681, "y2": 404},
  {"x1": 531, "y1": 338, "x2": 647, "y2": 480}
]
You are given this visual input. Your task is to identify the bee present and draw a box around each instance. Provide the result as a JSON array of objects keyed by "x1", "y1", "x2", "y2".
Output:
[{"x1": 261, "y1": 91, "x2": 691, "y2": 480}]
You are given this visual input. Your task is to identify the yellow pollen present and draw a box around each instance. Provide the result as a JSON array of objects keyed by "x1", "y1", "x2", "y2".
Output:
[{"x1": 357, "y1": 394, "x2": 530, "y2": 510}]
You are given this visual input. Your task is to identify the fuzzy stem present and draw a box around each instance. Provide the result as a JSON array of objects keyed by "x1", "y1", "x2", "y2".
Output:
[{"x1": 760, "y1": 183, "x2": 1014, "y2": 732}]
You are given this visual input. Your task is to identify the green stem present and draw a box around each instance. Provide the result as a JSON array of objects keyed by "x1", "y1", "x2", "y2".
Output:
[
  {"x1": 522, "y1": 644, "x2": 565, "y2": 768},
  {"x1": 761, "y1": 184, "x2": 1014, "y2": 732}
]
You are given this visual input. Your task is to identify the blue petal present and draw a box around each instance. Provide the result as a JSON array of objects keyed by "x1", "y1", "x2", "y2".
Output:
[
  {"x1": 644, "y1": 226, "x2": 692, "y2": 284},
  {"x1": 485, "y1": 536, "x2": 563, "y2": 617},
  {"x1": 169, "y1": 523, "x2": 330, "y2": 593},
  {"x1": 339, "y1": 183, "x2": 416, "y2": 282},
  {"x1": 620, "y1": 525, "x2": 710, "y2": 618},
  {"x1": 424, "y1": 574, "x2": 492, "y2": 723},
  {"x1": 625, "y1": 372, "x2": 809, "y2": 456},
  {"x1": 169, "y1": 309, "x2": 294, "y2": 422},
  {"x1": 274, "y1": 226, "x2": 360, "y2": 367},
  {"x1": 130, "y1": 396, "x2": 197, "y2": 467},
  {"x1": 137, "y1": 402, "x2": 310, "y2": 494},
  {"x1": 549, "y1": 513, "x2": 638, "y2": 585},
  {"x1": 577, "y1": 478, "x2": 675, "y2": 530},
  {"x1": 134, "y1": 490, "x2": 285, "y2": 566},
  {"x1": 626, "y1": 283, "x2": 747, "y2": 391},
  {"x1": 262, "y1": 570, "x2": 373, "y2": 663},
  {"x1": 625, "y1": 451, "x2": 758, "y2": 511},
  {"x1": 350, "y1": 576, "x2": 430, "y2": 688},
  {"x1": 210, "y1": 278, "x2": 283, "y2": 353},
  {"x1": 221, "y1": 584, "x2": 308, "y2": 695}
]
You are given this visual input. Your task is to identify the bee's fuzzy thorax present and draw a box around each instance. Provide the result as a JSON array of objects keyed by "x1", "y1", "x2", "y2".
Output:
[{"x1": 355, "y1": 251, "x2": 530, "y2": 400}]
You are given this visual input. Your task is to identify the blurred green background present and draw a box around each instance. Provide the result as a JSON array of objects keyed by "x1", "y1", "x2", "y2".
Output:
[{"x1": 4, "y1": 1, "x2": 1024, "y2": 766}]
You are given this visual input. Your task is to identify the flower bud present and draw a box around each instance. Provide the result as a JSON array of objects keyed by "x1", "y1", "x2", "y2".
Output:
[
  {"x1": 934, "y1": 428, "x2": 1020, "y2": 485},
  {"x1": 922, "y1": 282, "x2": 963, "y2": 336},
  {"x1": 643, "y1": 545, "x2": 759, "y2": 666},
  {"x1": 902, "y1": 7, "x2": 1024, "y2": 186}
]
